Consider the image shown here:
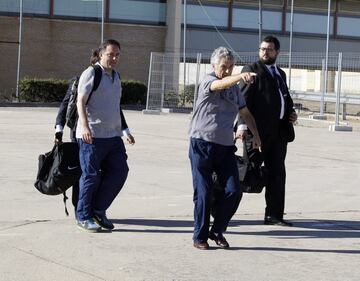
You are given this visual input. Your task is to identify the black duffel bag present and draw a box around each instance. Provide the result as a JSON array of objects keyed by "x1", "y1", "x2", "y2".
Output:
[
  {"x1": 212, "y1": 142, "x2": 268, "y2": 194},
  {"x1": 241, "y1": 144, "x2": 268, "y2": 193},
  {"x1": 35, "y1": 142, "x2": 81, "y2": 196},
  {"x1": 34, "y1": 142, "x2": 81, "y2": 215}
]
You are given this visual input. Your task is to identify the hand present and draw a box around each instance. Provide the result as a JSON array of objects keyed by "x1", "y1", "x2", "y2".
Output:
[
  {"x1": 241, "y1": 72, "x2": 257, "y2": 84},
  {"x1": 54, "y1": 132, "x2": 63, "y2": 144},
  {"x1": 252, "y1": 135, "x2": 261, "y2": 150},
  {"x1": 235, "y1": 130, "x2": 247, "y2": 141},
  {"x1": 289, "y1": 112, "x2": 298, "y2": 123},
  {"x1": 82, "y1": 126, "x2": 92, "y2": 144},
  {"x1": 126, "y1": 134, "x2": 135, "y2": 145}
]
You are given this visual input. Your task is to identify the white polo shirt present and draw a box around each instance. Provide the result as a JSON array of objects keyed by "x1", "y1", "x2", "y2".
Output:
[{"x1": 76, "y1": 63, "x2": 123, "y2": 138}]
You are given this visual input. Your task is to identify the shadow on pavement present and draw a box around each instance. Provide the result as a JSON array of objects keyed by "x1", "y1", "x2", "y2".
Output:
[
  {"x1": 227, "y1": 247, "x2": 360, "y2": 254},
  {"x1": 111, "y1": 218, "x2": 360, "y2": 239},
  {"x1": 110, "y1": 218, "x2": 360, "y2": 254}
]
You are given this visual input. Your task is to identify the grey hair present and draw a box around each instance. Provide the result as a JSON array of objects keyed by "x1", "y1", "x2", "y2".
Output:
[{"x1": 210, "y1": 47, "x2": 236, "y2": 65}]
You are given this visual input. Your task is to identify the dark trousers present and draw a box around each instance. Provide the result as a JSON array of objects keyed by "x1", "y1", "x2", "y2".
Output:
[
  {"x1": 189, "y1": 138, "x2": 242, "y2": 243},
  {"x1": 247, "y1": 136, "x2": 287, "y2": 219},
  {"x1": 76, "y1": 137, "x2": 129, "y2": 221}
]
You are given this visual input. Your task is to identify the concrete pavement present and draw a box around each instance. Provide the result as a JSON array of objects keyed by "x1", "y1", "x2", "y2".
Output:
[{"x1": 0, "y1": 107, "x2": 359, "y2": 281}]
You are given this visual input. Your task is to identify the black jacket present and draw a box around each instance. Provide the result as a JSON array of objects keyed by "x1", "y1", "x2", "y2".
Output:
[{"x1": 239, "y1": 60, "x2": 295, "y2": 142}]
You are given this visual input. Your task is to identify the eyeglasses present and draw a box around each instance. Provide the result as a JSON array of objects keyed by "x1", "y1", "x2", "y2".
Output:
[{"x1": 259, "y1": 47, "x2": 275, "y2": 53}]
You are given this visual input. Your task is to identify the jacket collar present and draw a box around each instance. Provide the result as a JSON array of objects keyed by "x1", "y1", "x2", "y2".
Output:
[{"x1": 257, "y1": 60, "x2": 274, "y2": 80}]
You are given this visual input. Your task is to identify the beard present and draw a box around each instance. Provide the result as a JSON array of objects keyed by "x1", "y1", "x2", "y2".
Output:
[{"x1": 260, "y1": 56, "x2": 277, "y2": 65}]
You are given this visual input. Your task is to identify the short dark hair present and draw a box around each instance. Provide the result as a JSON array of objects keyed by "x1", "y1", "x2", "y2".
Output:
[
  {"x1": 100, "y1": 39, "x2": 121, "y2": 52},
  {"x1": 262, "y1": 35, "x2": 280, "y2": 51},
  {"x1": 90, "y1": 39, "x2": 121, "y2": 65}
]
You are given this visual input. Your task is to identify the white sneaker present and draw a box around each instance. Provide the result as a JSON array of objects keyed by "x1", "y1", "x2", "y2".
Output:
[{"x1": 76, "y1": 218, "x2": 101, "y2": 232}]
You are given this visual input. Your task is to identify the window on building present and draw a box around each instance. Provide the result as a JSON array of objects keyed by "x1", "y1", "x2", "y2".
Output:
[
  {"x1": 186, "y1": 3, "x2": 228, "y2": 27},
  {"x1": 109, "y1": 0, "x2": 166, "y2": 25},
  {"x1": 232, "y1": 8, "x2": 282, "y2": 31},
  {"x1": 285, "y1": 12, "x2": 333, "y2": 35},
  {"x1": 338, "y1": 16, "x2": 360, "y2": 37},
  {"x1": 234, "y1": 0, "x2": 284, "y2": 9},
  {"x1": 0, "y1": 0, "x2": 49, "y2": 15},
  {"x1": 53, "y1": 0, "x2": 102, "y2": 19}
]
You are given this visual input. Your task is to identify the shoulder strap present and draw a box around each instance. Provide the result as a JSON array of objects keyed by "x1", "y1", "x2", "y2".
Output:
[
  {"x1": 63, "y1": 191, "x2": 69, "y2": 216},
  {"x1": 86, "y1": 64, "x2": 102, "y2": 105}
]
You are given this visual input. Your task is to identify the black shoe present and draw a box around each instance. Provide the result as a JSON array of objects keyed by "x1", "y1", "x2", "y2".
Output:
[
  {"x1": 264, "y1": 216, "x2": 293, "y2": 227},
  {"x1": 93, "y1": 213, "x2": 114, "y2": 230},
  {"x1": 209, "y1": 232, "x2": 230, "y2": 249}
]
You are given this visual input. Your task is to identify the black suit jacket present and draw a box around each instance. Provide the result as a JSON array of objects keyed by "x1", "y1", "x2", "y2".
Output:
[{"x1": 239, "y1": 61, "x2": 295, "y2": 142}]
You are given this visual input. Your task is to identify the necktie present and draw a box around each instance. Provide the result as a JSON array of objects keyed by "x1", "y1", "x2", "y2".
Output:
[
  {"x1": 270, "y1": 66, "x2": 287, "y2": 95},
  {"x1": 271, "y1": 65, "x2": 286, "y2": 119}
]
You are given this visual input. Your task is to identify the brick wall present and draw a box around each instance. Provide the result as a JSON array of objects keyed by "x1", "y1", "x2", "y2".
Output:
[{"x1": 0, "y1": 16, "x2": 166, "y2": 95}]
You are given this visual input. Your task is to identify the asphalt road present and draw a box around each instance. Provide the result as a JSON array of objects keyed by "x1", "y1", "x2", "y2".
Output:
[{"x1": 0, "y1": 107, "x2": 359, "y2": 281}]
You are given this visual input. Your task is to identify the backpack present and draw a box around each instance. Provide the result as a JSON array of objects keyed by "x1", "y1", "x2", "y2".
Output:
[
  {"x1": 65, "y1": 64, "x2": 103, "y2": 129},
  {"x1": 34, "y1": 143, "x2": 82, "y2": 215}
]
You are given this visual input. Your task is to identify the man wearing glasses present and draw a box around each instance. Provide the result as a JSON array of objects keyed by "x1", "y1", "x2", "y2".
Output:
[
  {"x1": 76, "y1": 39, "x2": 135, "y2": 232},
  {"x1": 237, "y1": 35, "x2": 297, "y2": 227}
]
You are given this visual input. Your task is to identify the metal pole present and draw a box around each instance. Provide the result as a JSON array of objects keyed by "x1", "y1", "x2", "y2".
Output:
[
  {"x1": 320, "y1": 58, "x2": 325, "y2": 114},
  {"x1": 145, "y1": 52, "x2": 153, "y2": 110},
  {"x1": 322, "y1": 0, "x2": 331, "y2": 115},
  {"x1": 101, "y1": 0, "x2": 104, "y2": 42},
  {"x1": 193, "y1": 53, "x2": 202, "y2": 112},
  {"x1": 335, "y1": 52, "x2": 342, "y2": 126},
  {"x1": 183, "y1": 0, "x2": 187, "y2": 105},
  {"x1": 258, "y1": 0, "x2": 263, "y2": 45},
  {"x1": 160, "y1": 55, "x2": 165, "y2": 110},
  {"x1": 288, "y1": 0, "x2": 294, "y2": 91},
  {"x1": 16, "y1": 0, "x2": 23, "y2": 101}
]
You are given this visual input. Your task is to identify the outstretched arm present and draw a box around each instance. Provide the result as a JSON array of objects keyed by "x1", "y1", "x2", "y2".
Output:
[{"x1": 210, "y1": 72, "x2": 256, "y2": 92}]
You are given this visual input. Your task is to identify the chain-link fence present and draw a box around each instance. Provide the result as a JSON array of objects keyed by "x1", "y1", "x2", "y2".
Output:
[
  {"x1": 145, "y1": 52, "x2": 203, "y2": 113},
  {"x1": 145, "y1": 51, "x2": 360, "y2": 117}
]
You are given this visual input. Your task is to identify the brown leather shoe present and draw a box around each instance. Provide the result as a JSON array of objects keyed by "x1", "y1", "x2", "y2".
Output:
[
  {"x1": 193, "y1": 241, "x2": 209, "y2": 250},
  {"x1": 209, "y1": 232, "x2": 229, "y2": 249},
  {"x1": 264, "y1": 216, "x2": 293, "y2": 227}
]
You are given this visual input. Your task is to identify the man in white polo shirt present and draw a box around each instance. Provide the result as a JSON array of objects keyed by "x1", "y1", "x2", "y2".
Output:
[{"x1": 76, "y1": 39, "x2": 135, "y2": 232}]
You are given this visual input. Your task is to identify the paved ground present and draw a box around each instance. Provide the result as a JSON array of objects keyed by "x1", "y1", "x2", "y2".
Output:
[{"x1": 0, "y1": 107, "x2": 359, "y2": 281}]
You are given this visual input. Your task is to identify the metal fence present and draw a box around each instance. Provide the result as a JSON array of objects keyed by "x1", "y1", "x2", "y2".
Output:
[{"x1": 145, "y1": 51, "x2": 360, "y2": 118}]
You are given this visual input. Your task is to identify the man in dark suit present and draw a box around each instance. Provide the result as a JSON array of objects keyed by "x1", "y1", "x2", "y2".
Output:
[{"x1": 238, "y1": 35, "x2": 297, "y2": 226}]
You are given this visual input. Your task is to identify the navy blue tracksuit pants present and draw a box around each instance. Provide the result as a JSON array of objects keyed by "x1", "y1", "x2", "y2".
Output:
[
  {"x1": 76, "y1": 137, "x2": 129, "y2": 221},
  {"x1": 189, "y1": 138, "x2": 242, "y2": 243}
]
